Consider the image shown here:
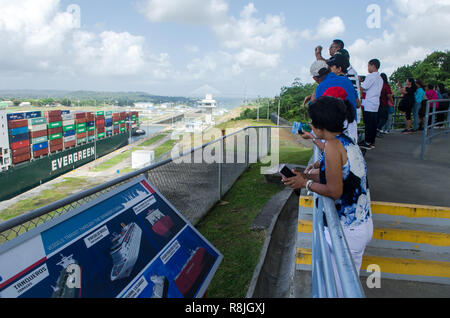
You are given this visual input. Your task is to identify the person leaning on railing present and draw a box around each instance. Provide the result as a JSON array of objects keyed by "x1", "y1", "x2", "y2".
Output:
[{"x1": 283, "y1": 96, "x2": 374, "y2": 289}]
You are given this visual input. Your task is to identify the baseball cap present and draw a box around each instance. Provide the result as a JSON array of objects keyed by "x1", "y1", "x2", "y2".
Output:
[
  {"x1": 327, "y1": 54, "x2": 350, "y2": 73},
  {"x1": 322, "y1": 86, "x2": 347, "y2": 101},
  {"x1": 310, "y1": 60, "x2": 329, "y2": 77}
]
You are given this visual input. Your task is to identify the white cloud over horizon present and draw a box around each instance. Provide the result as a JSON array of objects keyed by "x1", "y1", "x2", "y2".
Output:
[{"x1": 0, "y1": 0, "x2": 448, "y2": 97}]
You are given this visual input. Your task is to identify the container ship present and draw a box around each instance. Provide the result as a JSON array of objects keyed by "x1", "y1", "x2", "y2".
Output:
[{"x1": 0, "y1": 109, "x2": 140, "y2": 202}]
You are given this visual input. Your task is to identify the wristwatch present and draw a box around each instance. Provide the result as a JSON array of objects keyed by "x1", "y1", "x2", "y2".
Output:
[{"x1": 306, "y1": 180, "x2": 314, "y2": 192}]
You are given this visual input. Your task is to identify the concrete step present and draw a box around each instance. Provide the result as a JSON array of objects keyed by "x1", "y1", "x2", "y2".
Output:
[{"x1": 296, "y1": 196, "x2": 450, "y2": 286}]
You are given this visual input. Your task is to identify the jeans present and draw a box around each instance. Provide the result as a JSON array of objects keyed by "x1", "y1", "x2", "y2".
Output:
[
  {"x1": 325, "y1": 218, "x2": 374, "y2": 297},
  {"x1": 377, "y1": 106, "x2": 389, "y2": 130},
  {"x1": 413, "y1": 102, "x2": 422, "y2": 130},
  {"x1": 382, "y1": 112, "x2": 394, "y2": 132},
  {"x1": 363, "y1": 111, "x2": 378, "y2": 144}
]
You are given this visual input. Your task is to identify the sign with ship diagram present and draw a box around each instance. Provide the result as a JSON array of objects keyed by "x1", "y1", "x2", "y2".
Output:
[{"x1": 0, "y1": 176, "x2": 223, "y2": 298}]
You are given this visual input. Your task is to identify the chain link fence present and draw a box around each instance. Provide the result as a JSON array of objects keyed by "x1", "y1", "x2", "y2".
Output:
[{"x1": 0, "y1": 126, "x2": 277, "y2": 245}]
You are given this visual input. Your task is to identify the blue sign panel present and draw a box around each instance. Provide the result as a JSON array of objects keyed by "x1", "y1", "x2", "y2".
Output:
[{"x1": 0, "y1": 176, "x2": 222, "y2": 298}]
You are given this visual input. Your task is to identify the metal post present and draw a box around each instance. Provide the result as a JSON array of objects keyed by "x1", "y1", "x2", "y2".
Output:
[
  {"x1": 430, "y1": 103, "x2": 436, "y2": 145},
  {"x1": 277, "y1": 97, "x2": 281, "y2": 127},
  {"x1": 421, "y1": 101, "x2": 431, "y2": 160},
  {"x1": 218, "y1": 137, "x2": 223, "y2": 200},
  {"x1": 245, "y1": 132, "x2": 250, "y2": 167}
]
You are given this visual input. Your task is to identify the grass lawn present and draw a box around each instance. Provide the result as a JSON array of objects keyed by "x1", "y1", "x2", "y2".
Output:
[
  {"x1": 139, "y1": 132, "x2": 169, "y2": 147},
  {"x1": 91, "y1": 150, "x2": 132, "y2": 172},
  {"x1": 196, "y1": 135, "x2": 313, "y2": 298},
  {"x1": 0, "y1": 177, "x2": 92, "y2": 222}
]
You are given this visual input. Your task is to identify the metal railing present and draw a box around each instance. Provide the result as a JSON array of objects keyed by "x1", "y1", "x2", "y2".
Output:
[
  {"x1": 0, "y1": 126, "x2": 277, "y2": 244},
  {"x1": 311, "y1": 147, "x2": 365, "y2": 298},
  {"x1": 421, "y1": 99, "x2": 450, "y2": 160}
]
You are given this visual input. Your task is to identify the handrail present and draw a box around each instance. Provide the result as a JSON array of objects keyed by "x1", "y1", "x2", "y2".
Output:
[
  {"x1": 421, "y1": 99, "x2": 450, "y2": 160},
  {"x1": 311, "y1": 146, "x2": 365, "y2": 298},
  {"x1": 0, "y1": 125, "x2": 286, "y2": 236}
]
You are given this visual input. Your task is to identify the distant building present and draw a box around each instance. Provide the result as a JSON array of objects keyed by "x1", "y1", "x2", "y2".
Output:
[
  {"x1": 0, "y1": 101, "x2": 13, "y2": 108},
  {"x1": 198, "y1": 94, "x2": 217, "y2": 125},
  {"x1": 19, "y1": 102, "x2": 32, "y2": 107}
]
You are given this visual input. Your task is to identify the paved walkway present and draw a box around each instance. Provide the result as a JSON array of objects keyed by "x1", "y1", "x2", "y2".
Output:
[{"x1": 365, "y1": 129, "x2": 450, "y2": 207}]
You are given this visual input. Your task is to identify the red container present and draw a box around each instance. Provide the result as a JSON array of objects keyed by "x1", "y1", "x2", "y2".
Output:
[
  {"x1": 8, "y1": 119, "x2": 28, "y2": 129},
  {"x1": 97, "y1": 128, "x2": 105, "y2": 133},
  {"x1": 46, "y1": 114, "x2": 62, "y2": 122},
  {"x1": 77, "y1": 132, "x2": 87, "y2": 139},
  {"x1": 88, "y1": 131, "x2": 95, "y2": 136},
  {"x1": 50, "y1": 144, "x2": 63, "y2": 153},
  {"x1": 96, "y1": 119, "x2": 105, "y2": 126},
  {"x1": 48, "y1": 127, "x2": 62, "y2": 135},
  {"x1": 12, "y1": 146, "x2": 31, "y2": 157},
  {"x1": 12, "y1": 153, "x2": 31, "y2": 165},
  {"x1": 33, "y1": 148, "x2": 48, "y2": 158},
  {"x1": 50, "y1": 139, "x2": 63, "y2": 147},
  {"x1": 75, "y1": 113, "x2": 86, "y2": 119},
  {"x1": 30, "y1": 130, "x2": 48, "y2": 139},
  {"x1": 75, "y1": 118, "x2": 87, "y2": 124},
  {"x1": 46, "y1": 110, "x2": 62, "y2": 117},
  {"x1": 10, "y1": 140, "x2": 30, "y2": 150},
  {"x1": 64, "y1": 141, "x2": 76, "y2": 148}
]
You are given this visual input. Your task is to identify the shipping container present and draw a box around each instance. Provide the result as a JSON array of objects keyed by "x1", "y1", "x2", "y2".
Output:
[
  {"x1": 28, "y1": 117, "x2": 47, "y2": 126},
  {"x1": 25, "y1": 111, "x2": 42, "y2": 119},
  {"x1": 10, "y1": 139, "x2": 30, "y2": 151},
  {"x1": 77, "y1": 132, "x2": 87, "y2": 139},
  {"x1": 8, "y1": 119, "x2": 28, "y2": 129},
  {"x1": 48, "y1": 127, "x2": 63, "y2": 135},
  {"x1": 9, "y1": 133, "x2": 29, "y2": 144},
  {"x1": 64, "y1": 141, "x2": 76, "y2": 149},
  {"x1": 33, "y1": 148, "x2": 49, "y2": 158},
  {"x1": 30, "y1": 130, "x2": 48, "y2": 139},
  {"x1": 49, "y1": 133, "x2": 63, "y2": 141},
  {"x1": 50, "y1": 144, "x2": 63, "y2": 153},
  {"x1": 47, "y1": 115, "x2": 62, "y2": 123},
  {"x1": 9, "y1": 126, "x2": 29, "y2": 136},
  {"x1": 12, "y1": 153, "x2": 31, "y2": 165},
  {"x1": 29, "y1": 123, "x2": 47, "y2": 132},
  {"x1": 7, "y1": 113, "x2": 25, "y2": 121},
  {"x1": 32, "y1": 136, "x2": 48, "y2": 145},
  {"x1": 61, "y1": 110, "x2": 71, "y2": 115},
  {"x1": 46, "y1": 110, "x2": 62, "y2": 117},
  {"x1": 63, "y1": 125, "x2": 76, "y2": 132},
  {"x1": 76, "y1": 137, "x2": 87, "y2": 144},
  {"x1": 12, "y1": 146, "x2": 31, "y2": 157},
  {"x1": 48, "y1": 121, "x2": 62, "y2": 129},
  {"x1": 32, "y1": 141, "x2": 49, "y2": 152},
  {"x1": 76, "y1": 127, "x2": 87, "y2": 134},
  {"x1": 63, "y1": 130, "x2": 76, "y2": 138},
  {"x1": 62, "y1": 114, "x2": 74, "y2": 120},
  {"x1": 64, "y1": 135, "x2": 76, "y2": 143},
  {"x1": 62, "y1": 119, "x2": 75, "y2": 126},
  {"x1": 50, "y1": 139, "x2": 63, "y2": 147}
]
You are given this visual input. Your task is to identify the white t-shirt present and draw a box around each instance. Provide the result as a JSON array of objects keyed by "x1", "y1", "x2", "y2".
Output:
[{"x1": 361, "y1": 72, "x2": 383, "y2": 112}]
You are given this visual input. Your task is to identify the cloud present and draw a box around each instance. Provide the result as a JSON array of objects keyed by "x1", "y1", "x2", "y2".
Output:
[
  {"x1": 348, "y1": 0, "x2": 450, "y2": 76},
  {"x1": 300, "y1": 16, "x2": 346, "y2": 40},
  {"x1": 0, "y1": 0, "x2": 177, "y2": 83},
  {"x1": 138, "y1": 0, "x2": 228, "y2": 25}
]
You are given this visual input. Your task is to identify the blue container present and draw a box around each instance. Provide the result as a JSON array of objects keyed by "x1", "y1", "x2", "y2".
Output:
[
  {"x1": 7, "y1": 113, "x2": 25, "y2": 121},
  {"x1": 61, "y1": 110, "x2": 71, "y2": 115},
  {"x1": 86, "y1": 121, "x2": 95, "y2": 127},
  {"x1": 106, "y1": 131, "x2": 113, "y2": 137},
  {"x1": 33, "y1": 141, "x2": 49, "y2": 152},
  {"x1": 9, "y1": 132, "x2": 29, "y2": 143},
  {"x1": 63, "y1": 130, "x2": 76, "y2": 137},
  {"x1": 25, "y1": 111, "x2": 42, "y2": 119},
  {"x1": 9, "y1": 126, "x2": 29, "y2": 136}
]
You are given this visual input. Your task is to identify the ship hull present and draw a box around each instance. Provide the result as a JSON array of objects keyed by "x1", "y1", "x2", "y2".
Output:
[{"x1": 0, "y1": 133, "x2": 129, "y2": 201}]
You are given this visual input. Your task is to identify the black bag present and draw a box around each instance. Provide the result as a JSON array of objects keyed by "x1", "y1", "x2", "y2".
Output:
[{"x1": 398, "y1": 96, "x2": 411, "y2": 112}]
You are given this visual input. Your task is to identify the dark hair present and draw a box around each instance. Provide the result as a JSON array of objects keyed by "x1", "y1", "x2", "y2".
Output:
[
  {"x1": 369, "y1": 59, "x2": 381, "y2": 70},
  {"x1": 316, "y1": 67, "x2": 331, "y2": 79},
  {"x1": 438, "y1": 83, "x2": 447, "y2": 94},
  {"x1": 380, "y1": 73, "x2": 389, "y2": 85},
  {"x1": 416, "y1": 79, "x2": 425, "y2": 88},
  {"x1": 333, "y1": 39, "x2": 345, "y2": 49},
  {"x1": 427, "y1": 84, "x2": 435, "y2": 90},
  {"x1": 308, "y1": 96, "x2": 355, "y2": 133},
  {"x1": 407, "y1": 78, "x2": 417, "y2": 93}
]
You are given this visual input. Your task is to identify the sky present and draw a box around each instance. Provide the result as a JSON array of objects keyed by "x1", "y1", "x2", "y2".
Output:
[{"x1": 0, "y1": 0, "x2": 449, "y2": 98}]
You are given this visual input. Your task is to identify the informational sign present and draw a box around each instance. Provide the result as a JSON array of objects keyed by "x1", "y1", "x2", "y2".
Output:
[{"x1": 0, "y1": 176, "x2": 223, "y2": 298}]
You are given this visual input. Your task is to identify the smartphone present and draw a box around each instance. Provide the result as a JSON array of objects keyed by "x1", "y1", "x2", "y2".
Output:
[
  {"x1": 279, "y1": 164, "x2": 296, "y2": 179},
  {"x1": 279, "y1": 164, "x2": 301, "y2": 196}
]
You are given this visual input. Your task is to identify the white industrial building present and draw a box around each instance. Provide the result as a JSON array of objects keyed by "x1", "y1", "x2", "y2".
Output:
[{"x1": 0, "y1": 109, "x2": 11, "y2": 171}]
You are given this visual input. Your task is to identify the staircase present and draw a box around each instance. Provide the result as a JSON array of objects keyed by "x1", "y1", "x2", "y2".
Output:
[{"x1": 295, "y1": 195, "x2": 450, "y2": 297}]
